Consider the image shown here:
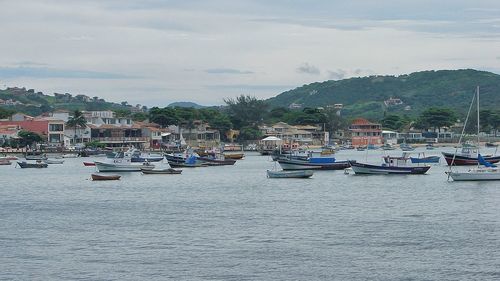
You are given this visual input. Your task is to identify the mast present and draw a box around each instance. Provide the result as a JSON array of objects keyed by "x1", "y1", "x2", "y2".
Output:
[{"x1": 477, "y1": 86, "x2": 480, "y2": 166}]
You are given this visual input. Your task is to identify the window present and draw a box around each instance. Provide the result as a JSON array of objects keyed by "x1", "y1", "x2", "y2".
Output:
[
  {"x1": 49, "y1": 134, "x2": 61, "y2": 143},
  {"x1": 49, "y1": 124, "x2": 63, "y2": 131}
]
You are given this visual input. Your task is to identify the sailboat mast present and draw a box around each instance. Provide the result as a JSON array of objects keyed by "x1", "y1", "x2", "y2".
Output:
[{"x1": 477, "y1": 86, "x2": 480, "y2": 167}]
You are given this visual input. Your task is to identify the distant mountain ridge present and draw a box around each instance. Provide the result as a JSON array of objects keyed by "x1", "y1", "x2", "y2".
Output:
[
  {"x1": 167, "y1": 102, "x2": 206, "y2": 109},
  {"x1": 266, "y1": 69, "x2": 500, "y2": 119}
]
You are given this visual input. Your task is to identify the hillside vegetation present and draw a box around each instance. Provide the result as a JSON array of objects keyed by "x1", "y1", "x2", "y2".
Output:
[{"x1": 267, "y1": 69, "x2": 500, "y2": 119}]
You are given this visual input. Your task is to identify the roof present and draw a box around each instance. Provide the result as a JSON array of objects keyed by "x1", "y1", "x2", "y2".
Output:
[
  {"x1": 351, "y1": 118, "x2": 380, "y2": 126},
  {"x1": 0, "y1": 130, "x2": 17, "y2": 135}
]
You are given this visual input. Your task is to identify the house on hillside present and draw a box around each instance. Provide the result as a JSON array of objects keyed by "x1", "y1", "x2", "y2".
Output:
[{"x1": 349, "y1": 118, "x2": 382, "y2": 147}]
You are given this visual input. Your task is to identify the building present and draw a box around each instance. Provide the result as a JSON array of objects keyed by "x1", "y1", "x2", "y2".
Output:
[
  {"x1": 259, "y1": 122, "x2": 325, "y2": 145},
  {"x1": 384, "y1": 97, "x2": 403, "y2": 107},
  {"x1": 0, "y1": 115, "x2": 65, "y2": 146},
  {"x1": 349, "y1": 118, "x2": 382, "y2": 147},
  {"x1": 0, "y1": 125, "x2": 19, "y2": 145},
  {"x1": 178, "y1": 121, "x2": 221, "y2": 147},
  {"x1": 382, "y1": 130, "x2": 398, "y2": 145}
]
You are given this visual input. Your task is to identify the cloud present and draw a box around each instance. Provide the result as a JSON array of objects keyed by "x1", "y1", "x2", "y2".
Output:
[
  {"x1": 296, "y1": 63, "x2": 320, "y2": 75},
  {"x1": 0, "y1": 66, "x2": 137, "y2": 79},
  {"x1": 205, "y1": 68, "x2": 254, "y2": 74},
  {"x1": 327, "y1": 69, "x2": 347, "y2": 80}
]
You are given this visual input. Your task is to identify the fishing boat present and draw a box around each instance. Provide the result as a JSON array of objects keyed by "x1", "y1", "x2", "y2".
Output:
[
  {"x1": 17, "y1": 161, "x2": 48, "y2": 168},
  {"x1": 447, "y1": 87, "x2": 500, "y2": 181},
  {"x1": 141, "y1": 168, "x2": 182, "y2": 174},
  {"x1": 442, "y1": 148, "x2": 500, "y2": 166},
  {"x1": 95, "y1": 148, "x2": 154, "y2": 172},
  {"x1": 43, "y1": 159, "x2": 65, "y2": 164},
  {"x1": 130, "y1": 151, "x2": 164, "y2": 162},
  {"x1": 91, "y1": 173, "x2": 121, "y2": 181},
  {"x1": 266, "y1": 169, "x2": 314, "y2": 178},
  {"x1": 276, "y1": 150, "x2": 352, "y2": 170},
  {"x1": 197, "y1": 155, "x2": 236, "y2": 166},
  {"x1": 83, "y1": 161, "x2": 96, "y2": 166},
  {"x1": 349, "y1": 161, "x2": 430, "y2": 175}
]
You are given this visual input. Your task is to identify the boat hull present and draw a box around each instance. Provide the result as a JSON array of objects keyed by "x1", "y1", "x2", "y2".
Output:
[
  {"x1": 410, "y1": 156, "x2": 440, "y2": 163},
  {"x1": 442, "y1": 152, "x2": 500, "y2": 166},
  {"x1": 17, "y1": 161, "x2": 48, "y2": 168},
  {"x1": 91, "y1": 174, "x2": 121, "y2": 181},
  {"x1": 83, "y1": 162, "x2": 96, "y2": 166},
  {"x1": 349, "y1": 161, "x2": 430, "y2": 175},
  {"x1": 94, "y1": 161, "x2": 149, "y2": 172},
  {"x1": 267, "y1": 170, "x2": 314, "y2": 178},
  {"x1": 447, "y1": 170, "x2": 500, "y2": 181},
  {"x1": 277, "y1": 159, "x2": 351, "y2": 170},
  {"x1": 141, "y1": 168, "x2": 182, "y2": 174}
]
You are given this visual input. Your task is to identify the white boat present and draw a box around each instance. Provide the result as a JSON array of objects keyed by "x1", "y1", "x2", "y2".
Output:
[
  {"x1": 266, "y1": 170, "x2": 314, "y2": 178},
  {"x1": 94, "y1": 148, "x2": 154, "y2": 172},
  {"x1": 447, "y1": 87, "x2": 500, "y2": 181}
]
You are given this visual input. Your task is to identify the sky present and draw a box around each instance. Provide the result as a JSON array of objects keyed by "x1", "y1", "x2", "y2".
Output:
[{"x1": 1, "y1": 0, "x2": 500, "y2": 107}]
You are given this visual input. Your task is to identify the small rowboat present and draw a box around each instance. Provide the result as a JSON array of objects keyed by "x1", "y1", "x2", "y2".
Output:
[
  {"x1": 223, "y1": 153, "x2": 244, "y2": 160},
  {"x1": 83, "y1": 161, "x2": 96, "y2": 166},
  {"x1": 91, "y1": 174, "x2": 121, "y2": 181},
  {"x1": 267, "y1": 170, "x2": 314, "y2": 178},
  {"x1": 141, "y1": 168, "x2": 182, "y2": 174}
]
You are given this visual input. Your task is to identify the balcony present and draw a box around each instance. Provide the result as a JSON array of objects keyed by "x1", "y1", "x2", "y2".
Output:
[{"x1": 92, "y1": 137, "x2": 149, "y2": 143}]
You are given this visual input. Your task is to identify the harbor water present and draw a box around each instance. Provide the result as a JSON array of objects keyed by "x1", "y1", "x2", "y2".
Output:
[{"x1": 1, "y1": 148, "x2": 500, "y2": 280}]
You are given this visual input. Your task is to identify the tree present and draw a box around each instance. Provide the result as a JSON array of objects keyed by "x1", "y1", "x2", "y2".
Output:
[
  {"x1": 0, "y1": 107, "x2": 15, "y2": 119},
  {"x1": 416, "y1": 107, "x2": 456, "y2": 132},
  {"x1": 66, "y1": 110, "x2": 87, "y2": 144},
  {"x1": 224, "y1": 95, "x2": 268, "y2": 128},
  {"x1": 237, "y1": 126, "x2": 262, "y2": 142},
  {"x1": 149, "y1": 107, "x2": 180, "y2": 127},
  {"x1": 381, "y1": 114, "x2": 412, "y2": 131},
  {"x1": 18, "y1": 130, "x2": 42, "y2": 147}
]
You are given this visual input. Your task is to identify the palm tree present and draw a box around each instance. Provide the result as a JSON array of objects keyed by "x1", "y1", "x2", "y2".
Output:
[{"x1": 66, "y1": 110, "x2": 87, "y2": 145}]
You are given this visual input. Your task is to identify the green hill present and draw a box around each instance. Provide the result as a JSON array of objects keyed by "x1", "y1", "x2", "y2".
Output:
[
  {"x1": 0, "y1": 87, "x2": 143, "y2": 116},
  {"x1": 267, "y1": 69, "x2": 500, "y2": 119}
]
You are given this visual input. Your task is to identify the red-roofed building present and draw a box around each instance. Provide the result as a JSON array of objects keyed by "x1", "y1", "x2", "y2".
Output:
[
  {"x1": 349, "y1": 118, "x2": 382, "y2": 147},
  {"x1": 0, "y1": 116, "x2": 65, "y2": 146}
]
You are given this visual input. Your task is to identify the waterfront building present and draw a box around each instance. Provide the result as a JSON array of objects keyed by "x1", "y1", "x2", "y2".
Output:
[{"x1": 349, "y1": 118, "x2": 382, "y2": 147}]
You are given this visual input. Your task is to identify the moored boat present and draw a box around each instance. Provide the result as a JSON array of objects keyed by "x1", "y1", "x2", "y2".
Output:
[
  {"x1": 349, "y1": 161, "x2": 430, "y2": 175},
  {"x1": 223, "y1": 153, "x2": 244, "y2": 160},
  {"x1": 0, "y1": 160, "x2": 12, "y2": 165},
  {"x1": 91, "y1": 173, "x2": 121, "y2": 181},
  {"x1": 83, "y1": 161, "x2": 96, "y2": 166},
  {"x1": 266, "y1": 170, "x2": 314, "y2": 178},
  {"x1": 141, "y1": 168, "x2": 182, "y2": 174},
  {"x1": 17, "y1": 161, "x2": 48, "y2": 168},
  {"x1": 442, "y1": 151, "x2": 500, "y2": 166}
]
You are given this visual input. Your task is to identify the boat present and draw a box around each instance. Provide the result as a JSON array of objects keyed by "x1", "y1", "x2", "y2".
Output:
[
  {"x1": 410, "y1": 156, "x2": 440, "y2": 164},
  {"x1": 91, "y1": 173, "x2": 121, "y2": 181},
  {"x1": 223, "y1": 153, "x2": 244, "y2": 160},
  {"x1": 409, "y1": 153, "x2": 440, "y2": 164},
  {"x1": 83, "y1": 161, "x2": 96, "y2": 166},
  {"x1": 130, "y1": 151, "x2": 164, "y2": 162},
  {"x1": 25, "y1": 155, "x2": 47, "y2": 161},
  {"x1": 168, "y1": 162, "x2": 207, "y2": 168},
  {"x1": 485, "y1": 142, "x2": 498, "y2": 148},
  {"x1": 447, "y1": 87, "x2": 500, "y2": 181},
  {"x1": 266, "y1": 170, "x2": 314, "y2": 178},
  {"x1": 0, "y1": 156, "x2": 18, "y2": 161},
  {"x1": 95, "y1": 148, "x2": 154, "y2": 172},
  {"x1": 381, "y1": 143, "x2": 396, "y2": 150},
  {"x1": 356, "y1": 146, "x2": 366, "y2": 151},
  {"x1": 17, "y1": 161, "x2": 48, "y2": 168},
  {"x1": 349, "y1": 161, "x2": 430, "y2": 175},
  {"x1": 197, "y1": 155, "x2": 236, "y2": 166},
  {"x1": 442, "y1": 149, "x2": 500, "y2": 166},
  {"x1": 141, "y1": 168, "x2": 182, "y2": 174},
  {"x1": 276, "y1": 157, "x2": 350, "y2": 171},
  {"x1": 61, "y1": 153, "x2": 79, "y2": 158},
  {"x1": 43, "y1": 159, "x2": 65, "y2": 164},
  {"x1": 0, "y1": 160, "x2": 12, "y2": 165},
  {"x1": 426, "y1": 143, "x2": 436, "y2": 150},
  {"x1": 400, "y1": 143, "x2": 415, "y2": 151}
]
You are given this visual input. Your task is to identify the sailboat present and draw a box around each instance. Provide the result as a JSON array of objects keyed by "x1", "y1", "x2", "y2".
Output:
[{"x1": 447, "y1": 87, "x2": 500, "y2": 181}]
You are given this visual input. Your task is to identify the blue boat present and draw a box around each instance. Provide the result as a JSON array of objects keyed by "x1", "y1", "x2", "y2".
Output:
[{"x1": 410, "y1": 156, "x2": 440, "y2": 163}]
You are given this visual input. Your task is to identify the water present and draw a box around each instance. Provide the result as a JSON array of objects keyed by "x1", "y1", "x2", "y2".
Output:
[{"x1": 1, "y1": 149, "x2": 500, "y2": 280}]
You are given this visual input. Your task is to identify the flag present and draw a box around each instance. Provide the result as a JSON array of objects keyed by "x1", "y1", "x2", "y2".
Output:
[{"x1": 478, "y1": 154, "x2": 497, "y2": 168}]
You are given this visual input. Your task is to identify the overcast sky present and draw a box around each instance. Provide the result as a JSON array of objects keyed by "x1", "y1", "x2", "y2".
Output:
[{"x1": 1, "y1": 0, "x2": 499, "y2": 106}]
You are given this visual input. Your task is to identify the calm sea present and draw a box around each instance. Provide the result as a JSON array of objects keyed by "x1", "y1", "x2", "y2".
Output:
[{"x1": 1, "y1": 148, "x2": 499, "y2": 280}]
